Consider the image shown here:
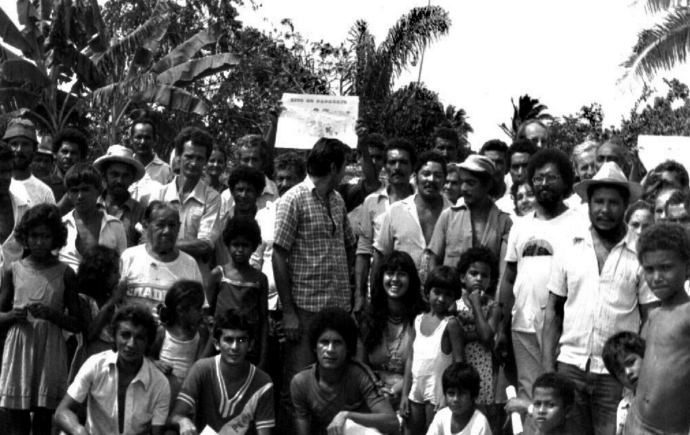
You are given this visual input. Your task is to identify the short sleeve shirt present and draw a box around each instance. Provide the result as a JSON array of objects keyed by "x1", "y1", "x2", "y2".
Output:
[
  {"x1": 426, "y1": 408, "x2": 492, "y2": 435},
  {"x1": 97, "y1": 195, "x2": 146, "y2": 248},
  {"x1": 11, "y1": 176, "x2": 55, "y2": 206},
  {"x1": 59, "y1": 211, "x2": 127, "y2": 271},
  {"x1": 356, "y1": 187, "x2": 392, "y2": 257}
]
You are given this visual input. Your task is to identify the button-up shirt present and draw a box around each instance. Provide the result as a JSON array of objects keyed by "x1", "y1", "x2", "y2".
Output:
[
  {"x1": 97, "y1": 194, "x2": 146, "y2": 248},
  {"x1": 356, "y1": 186, "x2": 390, "y2": 257},
  {"x1": 546, "y1": 227, "x2": 657, "y2": 374},
  {"x1": 274, "y1": 177, "x2": 356, "y2": 313},
  {"x1": 67, "y1": 350, "x2": 170, "y2": 435},
  {"x1": 144, "y1": 154, "x2": 173, "y2": 185},
  {"x1": 59, "y1": 210, "x2": 127, "y2": 271}
]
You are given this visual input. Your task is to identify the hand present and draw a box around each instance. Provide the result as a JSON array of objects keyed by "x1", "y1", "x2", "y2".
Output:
[
  {"x1": 267, "y1": 103, "x2": 283, "y2": 126},
  {"x1": 355, "y1": 119, "x2": 368, "y2": 138},
  {"x1": 153, "y1": 360, "x2": 173, "y2": 375},
  {"x1": 283, "y1": 310, "x2": 300, "y2": 342},
  {"x1": 327, "y1": 411, "x2": 349, "y2": 435},
  {"x1": 112, "y1": 280, "x2": 128, "y2": 302},
  {"x1": 178, "y1": 418, "x2": 198, "y2": 435},
  {"x1": 505, "y1": 397, "x2": 531, "y2": 415},
  {"x1": 12, "y1": 306, "x2": 28, "y2": 323},
  {"x1": 27, "y1": 303, "x2": 53, "y2": 321},
  {"x1": 399, "y1": 396, "x2": 410, "y2": 419},
  {"x1": 73, "y1": 425, "x2": 90, "y2": 435},
  {"x1": 468, "y1": 290, "x2": 483, "y2": 307},
  {"x1": 352, "y1": 294, "x2": 366, "y2": 319},
  {"x1": 495, "y1": 331, "x2": 509, "y2": 365}
]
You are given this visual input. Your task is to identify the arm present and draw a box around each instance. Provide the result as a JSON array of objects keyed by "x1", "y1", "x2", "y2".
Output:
[
  {"x1": 355, "y1": 120, "x2": 382, "y2": 196},
  {"x1": 327, "y1": 401, "x2": 398, "y2": 435},
  {"x1": 639, "y1": 302, "x2": 659, "y2": 336},
  {"x1": 55, "y1": 394, "x2": 89, "y2": 435},
  {"x1": 176, "y1": 239, "x2": 213, "y2": 262},
  {"x1": 168, "y1": 400, "x2": 198, "y2": 435},
  {"x1": 258, "y1": 274, "x2": 269, "y2": 370},
  {"x1": 273, "y1": 245, "x2": 299, "y2": 341},
  {"x1": 399, "y1": 323, "x2": 415, "y2": 419},
  {"x1": 446, "y1": 317, "x2": 465, "y2": 363},
  {"x1": 178, "y1": 192, "x2": 222, "y2": 262},
  {"x1": 497, "y1": 261, "x2": 517, "y2": 347},
  {"x1": 57, "y1": 195, "x2": 74, "y2": 216},
  {"x1": 86, "y1": 281, "x2": 126, "y2": 343},
  {"x1": 294, "y1": 417, "x2": 311, "y2": 435},
  {"x1": 0, "y1": 267, "x2": 25, "y2": 329},
  {"x1": 264, "y1": 105, "x2": 281, "y2": 169},
  {"x1": 354, "y1": 254, "x2": 371, "y2": 315},
  {"x1": 541, "y1": 292, "x2": 566, "y2": 373},
  {"x1": 369, "y1": 250, "x2": 384, "y2": 299},
  {"x1": 207, "y1": 267, "x2": 223, "y2": 316},
  {"x1": 31, "y1": 267, "x2": 80, "y2": 333},
  {"x1": 468, "y1": 292, "x2": 495, "y2": 347}
]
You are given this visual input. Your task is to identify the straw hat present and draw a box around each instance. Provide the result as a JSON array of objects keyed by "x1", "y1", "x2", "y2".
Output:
[
  {"x1": 93, "y1": 145, "x2": 146, "y2": 181},
  {"x1": 457, "y1": 155, "x2": 496, "y2": 177},
  {"x1": 573, "y1": 162, "x2": 642, "y2": 203}
]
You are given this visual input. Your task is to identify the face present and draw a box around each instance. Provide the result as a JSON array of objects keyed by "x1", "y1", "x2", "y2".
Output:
[
  {"x1": 215, "y1": 328, "x2": 251, "y2": 366},
  {"x1": 315, "y1": 329, "x2": 348, "y2": 370},
  {"x1": 0, "y1": 160, "x2": 12, "y2": 194},
  {"x1": 532, "y1": 387, "x2": 568, "y2": 434},
  {"x1": 445, "y1": 388, "x2": 474, "y2": 418},
  {"x1": 461, "y1": 262, "x2": 492, "y2": 294},
  {"x1": 615, "y1": 353, "x2": 643, "y2": 392},
  {"x1": 667, "y1": 204, "x2": 690, "y2": 229},
  {"x1": 231, "y1": 181, "x2": 258, "y2": 212},
  {"x1": 147, "y1": 208, "x2": 180, "y2": 254},
  {"x1": 515, "y1": 183, "x2": 537, "y2": 216},
  {"x1": 180, "y1": 141, "x2": 208, "y2": 180},
  {"x1": 115, "y1": 320, "x2": 149, "y2": 365},
  {"x1": 229, "y1": 236, "x2": 255, "y2": 266},
  {"x1": 275, "y1": 167, "x2": 301, "y2": 197},
  {"x1": 588, "y1": 187, "x2": 626, "y2": 232},
  {"x1": 206, "y1": 150, "x2": 227, "y2": 179},
  {"x1": 428, "y1": 286, "x2": 455, "y2": 315},
  {"x1": 68, "y1": 183, "x2": 100, "y2": 214},
  {"x1": 362, "y1": 147, "x2": 385, "y2": 175},
  {"x1": 654, "y1": 190, "x2": 677, "y2": 223},
  {"x1": 383, "y1": 269, "x2": 410, "y2": 299},
  {"x1": 658, "y1": 170, "x2": 683, "y2": 190},
  {"x1": 459, "y1": 169, "x2": 491, "y2": 206},
  {"x1": 641, "y1": 249, "x2": 690, "y2": 301},
  {"x1": 385, "y1": 149, "x2": 413, "y2": 186},
  {"x1": 532, "y1": 163, "x2": 567, "y2": 209},
  {"x1": 596, "y1": 143, "x2": 625, "y2": 171},
  {"x1": 8, "y1": 137, "x2": 35, "y2": 171},
  {"x1": 575, "y1": 151, "x2": 597, "y2": 181},
  {"x1": 510, "y1": 153, "x2": 530, "y2": 184},
  {"x1": 442, "y1": 171, "x2": 462, "y2": 204},
  {"x1": 434, "y1": 137, "x2": 457, "y2": 162},
  {"x1": 523, "y1": 123, "x2": 549, "y2": 148},
  {"x1": 238, "y1": 147, "x2": 264, "y2": 171},
  {"x1": 26, "y1": 224, "x2": 54, "y2": 259},
  {"x1": 627, "y1": 209, "x2": 654, "y2": 236},
  {"x1": 484, "y1": 150, "x2": 507, "y2": 175},
  {"x1": 105, "y1": 163, "x2": 136, "y2": 195},
  {"x1": 57, "y1": 141, "x2": 83, "y2": 174},
  {"x1": 416, "y1": 161, "x2": 445, "y2": 200},
  {"x1": 31, "y1": 153, "x2": 54, "y2": 179},
  {"x1": 131, "y1": 123, "x2": 155, "y2": 158}
]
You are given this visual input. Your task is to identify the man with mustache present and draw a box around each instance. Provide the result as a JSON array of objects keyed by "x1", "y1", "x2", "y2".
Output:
[
  {"x1": 52, "y1": 128, "x2": 89, "y2": 214},
  {"x1": 94, "y1": 145, "x2": 147, "y2": 247},
  {"x1": 542, "y1": 162, "x2": 656, "y2": 435},
  {"x1": 497, "y1": 149, "x2": 581, "y2": 416},
  {"x1": 128, "y1": 117, "x2": 172, "y2": 202}
]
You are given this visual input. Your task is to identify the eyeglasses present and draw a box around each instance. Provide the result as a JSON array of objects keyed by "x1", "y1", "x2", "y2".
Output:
[{"x1": 532, "y1": 174, "x2": 561, "y2": 185}]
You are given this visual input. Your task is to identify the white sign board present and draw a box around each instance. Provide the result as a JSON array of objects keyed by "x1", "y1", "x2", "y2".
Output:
[
  {"x1": 276, "y1": 93, "x2": 359, "y2": 149},
  {"x1": 638, "y1": 135, "x2": 690, "y2": 172}
]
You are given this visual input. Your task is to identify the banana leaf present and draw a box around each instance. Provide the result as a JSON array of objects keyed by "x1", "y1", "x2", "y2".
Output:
[
  {"x1": 0, "y1": 87, "x2": 41, "y2": 110},
  {"x1": 151, "y1": 25, "x2": 220, "y2": 74},
  {"x1": 0, "y1": 6, "x2": 36, "y2": 57},
  {"x1": 0, "y1": 58, "x2": 50, "y2": 87},
  {"x1": 156, "y1": 53, "x2": 240, "y2": 86}
]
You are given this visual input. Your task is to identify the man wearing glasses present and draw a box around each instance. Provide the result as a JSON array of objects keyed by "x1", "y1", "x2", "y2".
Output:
[{"x1": 497, "y1": 149, "x2": 581, "y2": 408}]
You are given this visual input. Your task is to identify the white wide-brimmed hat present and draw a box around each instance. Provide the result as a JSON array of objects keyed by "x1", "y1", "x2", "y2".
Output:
[
  {"x1": 573, "y1": 162, "x2": 642, "y2": 203},
  {"x1": 93, "y1": 145, "x2": 146, "y2": 181}
]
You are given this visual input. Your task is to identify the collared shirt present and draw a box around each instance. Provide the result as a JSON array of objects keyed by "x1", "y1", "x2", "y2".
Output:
[
  {"x1": 428, "y1": 198, "x2": 513, "y2": 266},
  {"x1": 273, "y1": 177, "x2": 356, "y2": 313},
  {"x1": 40, "y1": 172, "x2": 67, "y2": 203},
  {"x1": 251, "y1": 199, "x2": 279, "y2": 310},
  {"x1": 546, "y1": 227, "x2": 657, "y2": 374},
  {"x1": 67, "y1": 350, "x2": 170, "y2": 435},
  {"x1": 129, "y1": 173, "x2": 162, "y2": 204},
  {"x1": 356, "y1": 186, "x2": 391, "y2": 257},
  {"x1": 97, "y1": 194, "x2": 146, "y2": 247},
  {"x1": 373, "y1": 194, "x2": 452, "y2": 271},
  {"x1": 219, "y1": 175, "x2": 279, "y2": 221},
  {"x1": 144, "y1": 153, "x2": 173, "y2": 185},
  {"x1": 59, "y1": 210, "x2": 128, "y2": 271},
  {"x1": 1, "y1": 188, "x2": 31, "y2": 271},
  {"x1": 11, "y1": 175, "x2": 55, "y2": 207}
]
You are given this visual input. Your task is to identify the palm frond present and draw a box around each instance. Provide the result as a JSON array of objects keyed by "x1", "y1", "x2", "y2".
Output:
[
  {"x1": 345, "y1": 20, "x2": 375, "y2": 96},
  {"x1": 620, "y1": 9, "x2": 690, "y2": 81},
  {"x1": 643, "y1": 0, "x2": 677, "y2": 13}
]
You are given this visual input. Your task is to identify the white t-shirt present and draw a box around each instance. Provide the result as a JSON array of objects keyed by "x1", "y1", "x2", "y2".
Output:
[
  {"x1": 505, "y1": 208, "x2": 582, "y2": 334},
  {"x1": 11, "y1": 176, "x2": 55, "y2": 206},
  {"x1": 120, "y1": 245, "x2": 204, "y2": 319},
  {"x1": 426, "y1": 408, "x2": 492, "y2": 435}
]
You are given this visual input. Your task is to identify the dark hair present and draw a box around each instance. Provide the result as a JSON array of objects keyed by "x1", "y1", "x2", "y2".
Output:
[
  {"x1": 64, "y1": 162, "x2": 103, "y2": 190},
  {"x1": 665, "y1": 189, "x2": 690, "y2": 213},
  {"x1": 457, "y1": 247, "x2": 499, "y2": 293},
  {"x1": 480, "y1": 139, "x2": 508, "y2": 164},
  {"x1": 460, "y1": 166, "x2": 499, "y2": 198},
  {"x1": 414, "y1": 150, "x2": 448, "y2": 177},
  {"x1": 361, "y1": 251, "x2": 425, "y2": 352},
  {"x1": 309, "y1": 307, "x2": 358, "y2": 358},
  {"x1": 306, "y1": 138, "x2": 350, "y2": 177},
  {"x1": 144, "y1": 200, "x2": 179, "y2": 223},
  {"x1": 442, "y1": 362, "x2": 481, "y2": 398},
  {"x1": 227, "y1": 165, "x2": 266, "y2": 193},
  {"x1": 174, "y1": 127, "x2": 214, "y2": 160},
  {"x1": 432, "y1": 128, "x2": 460, "y2": 148},
  {"x1": 211, "y1": 145, "x2": 228, "y2": 164},
  {"x1": 77, "y1": 246, "x2": 120, "y2": 302},
  {"x1": 425, "y1": 265, "x2": 462, "y2": 298},
  {"x1": 533, "y1": 373, "x2": 576, "y2": 410},
  {"x1": 510, "y1": 181, "x2": 533, "y2": 211},
  {"x1": 213, "y1": 309, "x2": 255, "y2": 340},
  {"x1": 638, "y1": 222, "x2": 690, "y2": 263},
  {"x1": 516, "y1": 120, "x2": 549, "y2": 142},
  {"x1": 625, "y1": 200, "x2": 654, "y2": 224},
  {"x1": 274, "y1": 151, "x2": 307, "y2": 181},
  {"x1": 158, "y1": 280, "x2": 205, "y2": 327},
  {"x1": 586, "y1": 183, "x2": 631, "y2": 207},
  {"x1": 222, "y1": 215, "x2": 262, "y2": 250},
  {"x1": 0, "y1": 143, "x2": 12, "y2": 163},
  {"x1": 360, "y1": 133, "x2": 386, "y2": 154},
  {"x1": 603, "y1": 331, "x2": 646, "y2": 378},
  {"x1": 507, "y1": 139, "x2": 539, "y2": 163},
  {"x1": 15, "y1": 204, "x2": 68, "y2": 251},
  {"x1": 654, "y1": 160, "x2": 690, "y2": 189},
  {"x1": 384, "y1": 138, "x2": 417, "y2": 168},
  {"x1": 527, "y1": 148, "x2": 575, "y2": 197},
  {"x1": 53, "y1": 128, "x2": 88, "y2": 158},
  {"x1": 129, "y1": 117, "x2": 157, "y2": 138},
  {"x1": 237, "y1": 135, "x2": 270, "y2": 170},
  {"x1": 110, "y1": 304, "x2": 158, "y2": 348}
]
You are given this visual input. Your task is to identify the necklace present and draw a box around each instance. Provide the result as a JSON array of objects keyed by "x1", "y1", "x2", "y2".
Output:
[
  {"x1": 387, "y1": 313, "x2": 405, "y2": 325},
  {"x1": 384, "y1": 321, "x2": 406, "y2": 373}
]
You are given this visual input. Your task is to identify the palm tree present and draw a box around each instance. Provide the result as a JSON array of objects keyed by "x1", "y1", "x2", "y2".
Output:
[
  {"x1": 443, "y1": 104, "x2": 474, "y2": 147},
  {"x1": 499, "y1": 95, "x2": 553, "y2": 140}
]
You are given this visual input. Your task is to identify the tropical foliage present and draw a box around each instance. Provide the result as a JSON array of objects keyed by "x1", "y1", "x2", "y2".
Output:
[{"x1": 498, "y1": 94, "x2": 554, "y2": 140}]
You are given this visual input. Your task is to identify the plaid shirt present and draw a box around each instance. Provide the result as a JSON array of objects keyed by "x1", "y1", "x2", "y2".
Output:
[{"x1": 274, "y1": 177, "x2": 356, "y2": 312}]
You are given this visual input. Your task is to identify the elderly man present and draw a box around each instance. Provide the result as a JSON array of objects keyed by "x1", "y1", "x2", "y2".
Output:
[
  {"x1": 542, "y1": 162, "x2": 657, "y2": 435},
  {"x1": 94, "y1": 145, "x2": 147, "y2": 247},
  {"x1": 516, "y1": 120, "x2": 549, "y2": 147}
]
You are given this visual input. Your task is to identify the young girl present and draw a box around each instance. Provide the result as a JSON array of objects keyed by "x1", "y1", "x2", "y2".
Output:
[
  {"x1": 208, "y1": 215, "x2": 268, "y2": 369},
  {"x1": 401, "y1": 265, "x2": 464, "y2": 435},
  {"x1": 0, "y1": 204, "x2": 82, "y2": 435},
  {"x1": 151, "y1": 280, "x2": 209, "y2": 402},
  {"x1": 456, "y1": 247, "x2": 502, "y2": 434}
]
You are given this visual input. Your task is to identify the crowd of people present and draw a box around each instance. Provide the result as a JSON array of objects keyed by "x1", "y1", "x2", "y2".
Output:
[{"x1": 0, "y1": 112, "x2": 688, "y2": 435}]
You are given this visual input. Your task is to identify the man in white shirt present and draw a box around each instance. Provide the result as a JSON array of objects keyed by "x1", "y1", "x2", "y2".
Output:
[{"x1": 128, "y1": 117, "x2": 172, "y2": 202}]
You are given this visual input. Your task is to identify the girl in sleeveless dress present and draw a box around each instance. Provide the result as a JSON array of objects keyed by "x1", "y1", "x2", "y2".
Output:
[
  {"x1": 0, "y1": 204, "x2": 81, "y2": 435},
  {"x1": 208, "y1": 216, "x2": 268, "y2": 368}
]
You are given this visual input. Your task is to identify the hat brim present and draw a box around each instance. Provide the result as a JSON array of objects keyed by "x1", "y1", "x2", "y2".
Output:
[
  {"x1": 93, "y1": 155, "x2": 146, "y2": 182},
  {"x1": 573, "y1": 179, "x2": 643, "y2": 203}
]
